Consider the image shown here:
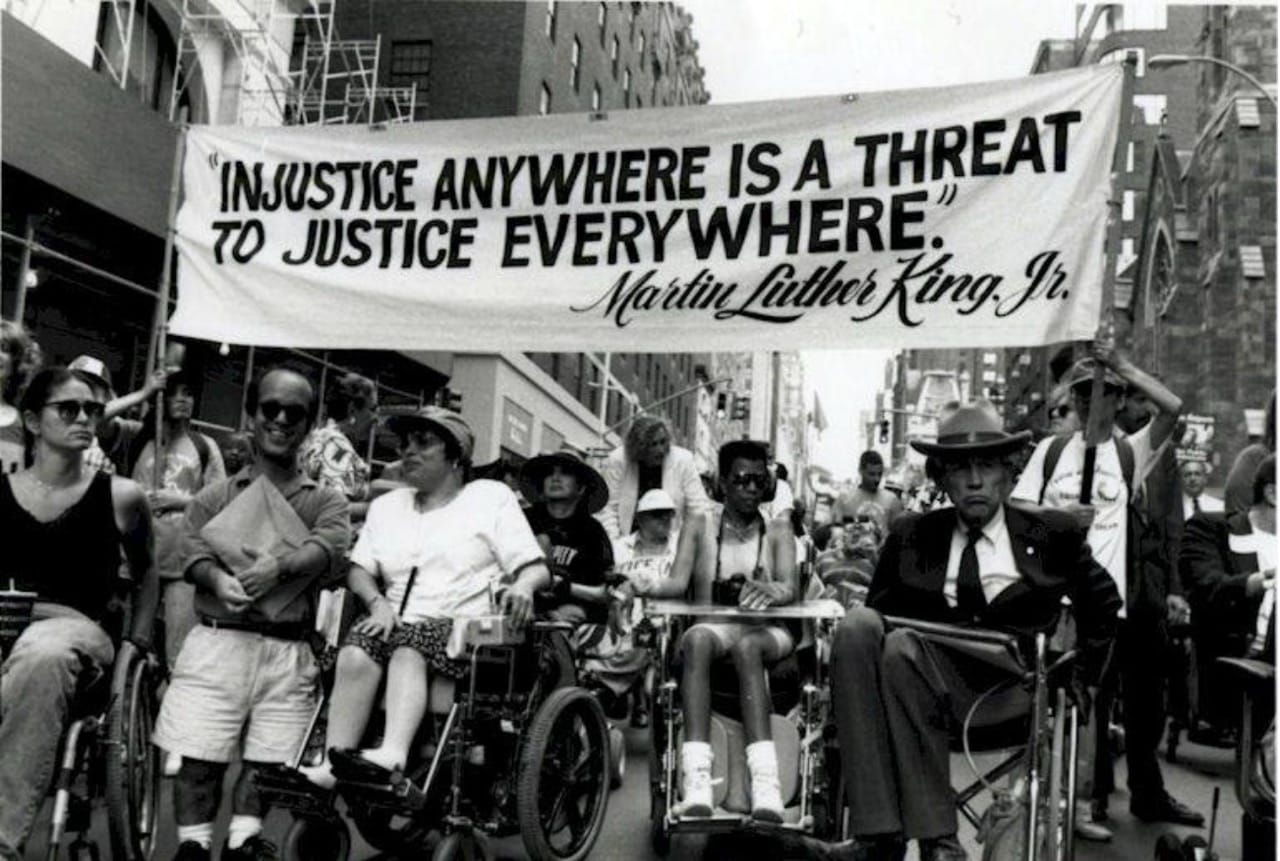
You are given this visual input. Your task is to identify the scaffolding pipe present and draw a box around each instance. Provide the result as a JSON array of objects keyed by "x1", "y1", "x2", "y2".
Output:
[{"x1": 10, "y1": 216, "x2": 36, "y2": 324}]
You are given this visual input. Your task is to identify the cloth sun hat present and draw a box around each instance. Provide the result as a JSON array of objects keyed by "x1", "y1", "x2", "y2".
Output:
[
  {"x1": 636, "y1": 488, "x2": 677, "y2": 514},
  {"x1": 1064, "y1": 358, "x2": 1126, "y2": 391},
  {"x1": 68, "y1": 355, "x2": 113, "y2": 395},
  {"x1": 383, "y1": 405, "x2": 474, "y2": 461},
  {"x1": 519, "y1": 451, "x2": 610, "y2": 515},
  {"x1": 909, "y1": 403, "x2": 1031, "y2": 459}
]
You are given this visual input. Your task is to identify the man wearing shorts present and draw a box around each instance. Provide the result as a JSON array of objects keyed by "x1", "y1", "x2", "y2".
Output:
[{"x1": 153, "y1": 367, "x2": 350, "y2": 861}]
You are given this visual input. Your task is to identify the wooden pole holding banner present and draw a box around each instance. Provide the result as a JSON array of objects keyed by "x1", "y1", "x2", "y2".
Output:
[
  {"x1": 1080, "y1": 55, "x2": 1137, "y2": 504},
  {"x1": 150, "y1": 110, "x2": 190, "y2": 491}
]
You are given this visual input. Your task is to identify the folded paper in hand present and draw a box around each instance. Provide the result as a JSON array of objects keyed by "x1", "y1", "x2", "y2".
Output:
[{"x1": 200, "y1": 476, "x2": 311, "y2": 620}]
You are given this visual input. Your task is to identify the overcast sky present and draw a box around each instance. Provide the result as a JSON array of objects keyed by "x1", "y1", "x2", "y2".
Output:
[{"x1": 679, "y1": 0, "x2": 1080, "y2": 479}]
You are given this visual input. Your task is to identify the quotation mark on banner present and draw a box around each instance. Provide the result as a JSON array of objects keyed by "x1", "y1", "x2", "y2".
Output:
[
  {"x1": 935, "y1": 183, "x2": 958, "y2": 206},
  {"x1": 207, "y1": 151, "x2": 222, "y2": 171}
]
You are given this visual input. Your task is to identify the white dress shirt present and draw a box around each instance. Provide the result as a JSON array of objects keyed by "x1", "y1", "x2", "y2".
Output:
[
  {"x1": 943, "y1": 505, "x2": 1021, "y2": 608},
  {"x1": 1182, "y1": 492, "x2": 1224, "y2": 520}
]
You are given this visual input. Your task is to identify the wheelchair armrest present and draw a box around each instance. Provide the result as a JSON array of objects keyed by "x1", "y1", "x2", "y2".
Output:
[
  {"x1": 882, "y1": 616, "x2": 1020, "y2": 648},
  {"x1": 1218, "y1": 657, "x2": 1277, "y2": 692}
]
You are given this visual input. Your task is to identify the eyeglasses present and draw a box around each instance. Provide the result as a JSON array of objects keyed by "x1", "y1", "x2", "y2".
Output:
[
  {"x1": 258, "y1": 400, "x2": 309, "y2": 426},
  {"x1": 727, "y1": 472, "x2": 769, "y2": 489},
  {"x1": 45, "y1": 399, "x2": 105, "y2": 424}
]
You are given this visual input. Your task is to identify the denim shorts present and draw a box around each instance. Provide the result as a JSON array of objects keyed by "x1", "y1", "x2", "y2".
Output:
[{"x1": 153, "y1": 624, "x2": 319, "y2": 764}]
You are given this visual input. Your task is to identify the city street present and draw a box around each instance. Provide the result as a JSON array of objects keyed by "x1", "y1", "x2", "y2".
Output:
[{"x1": 28, "y1": 723, "x2": 1244, "y2": 860}]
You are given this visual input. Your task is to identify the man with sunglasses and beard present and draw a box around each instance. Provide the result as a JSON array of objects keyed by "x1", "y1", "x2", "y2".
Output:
[
  {"x1": 0, "y1": 368, "x2": 157, "y2": 859},
  {"x1": 153, "y1": 367, "x2": 351, "y2": 861},
  {"x1": 1011, "y1": 330, "x2": 1201, "y2": 832}
]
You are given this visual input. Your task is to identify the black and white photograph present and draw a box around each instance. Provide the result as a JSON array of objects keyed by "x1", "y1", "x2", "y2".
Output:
[{"x1": 0, "y1": 2, "x2": 1275, "y2": 860}]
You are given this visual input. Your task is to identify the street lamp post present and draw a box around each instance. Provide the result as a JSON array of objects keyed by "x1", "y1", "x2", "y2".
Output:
[{"x1": 1148, "y1": 54, "x2": 1277, "y2": 109}]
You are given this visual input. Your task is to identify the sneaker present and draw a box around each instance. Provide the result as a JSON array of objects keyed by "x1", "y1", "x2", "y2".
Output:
[
  {"x1": 676, "y1": 742, "x2": 713, "y2": 817},
  {"x1": 1073, "y1": 810, "x2": 1113, "y2": 842},
  {"x1": 1130, "y1": 793, "x2": 1205, "y2": 827},
  {"x1": 172, "y1": 842, "x2": 210, "y2": 861},
  {"x1": 222, "y1": 835, "x2": 279, "y2": 861},
  {"x1": 745, "y1": 741, "x2": 785, "y2": 823}
]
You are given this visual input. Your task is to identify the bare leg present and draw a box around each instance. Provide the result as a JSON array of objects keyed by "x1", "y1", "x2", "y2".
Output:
[
  {"x1": 680, "y1": 628, "x2": 722, "y2": 742},
  {"x1": 363, "y1": 647, "x2": 429, "y2": 771},
  {"x1": 729, "y1": 629, "x2": 787, "y2": 744},
  {"x1": 300, "y1": 645, "x2": 385, "y2": 787}
]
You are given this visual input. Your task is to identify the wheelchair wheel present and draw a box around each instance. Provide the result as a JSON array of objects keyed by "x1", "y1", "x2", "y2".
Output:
[
  {"x1": 517, "y1": 687, "x2": 610, "y2": 861},
  {"x1": 647, "y1": 697, "x2": 671, "y2": 856},
  {"x1": 350, "y1": 807, "x2": 437, "y2": 856},
  {"x1": 609, "y1": 726, "x2": 626, "y2": 790},
  {"x1": 280, "y1": 815, "x2": 350, "y2": 861},
  {"x1": 103, "y1": 642, "x2": 160, "y2": 861}
]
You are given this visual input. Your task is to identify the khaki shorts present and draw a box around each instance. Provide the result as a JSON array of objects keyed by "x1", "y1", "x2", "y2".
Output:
[{"x1": 153, "y1": 625, "x2": 319, "y2": 764}]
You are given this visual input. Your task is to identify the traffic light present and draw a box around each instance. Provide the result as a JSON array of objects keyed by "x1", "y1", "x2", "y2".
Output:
[
  {"x1": 731, "y1": 395, "x2": 750, "y2": 421},
  {"x1": 716, "y1": 392, "x2": 728, "y2": 417},
  {"x1": 437, "y1": 387, "x2": 463, "y2": 413},
  {"x1": 878, "y1": 419, "x2": 890, "y2": 444}
]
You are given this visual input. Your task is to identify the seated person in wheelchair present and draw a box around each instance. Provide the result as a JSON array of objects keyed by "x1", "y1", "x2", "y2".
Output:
[
  {"x1": 0, "y1": 367, "x2": 158, "y2": 858},
  {"x1": 815, "y1": 515, "x2": 882, "y2": 606},
  {"x1": 821, "y1": 405, "x2": 1121, "y2": 861},
  {"x1": 632, "y1": 438, "x2": 798, "y2": 823},
  {"x1": 298, "y1": 406, "x2": 549, "y2": 789},
  {"x1": 518, "y1": 451, "x2": 614, "y2": 626}
]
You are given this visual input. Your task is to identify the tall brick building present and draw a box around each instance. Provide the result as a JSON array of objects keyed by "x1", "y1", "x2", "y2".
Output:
[{"x1": 1133, "y1": 6, "x2": 1276, "y2": 471}]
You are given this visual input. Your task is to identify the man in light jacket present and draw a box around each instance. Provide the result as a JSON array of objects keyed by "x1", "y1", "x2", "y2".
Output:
[{"x1": 597, "y1": 414, "x2": 710, "y2": 542}]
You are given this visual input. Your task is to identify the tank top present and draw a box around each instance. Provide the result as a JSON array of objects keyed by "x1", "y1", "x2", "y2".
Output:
[{"x1": 0, "y1": 471, "x2": 120, "y2": 620}]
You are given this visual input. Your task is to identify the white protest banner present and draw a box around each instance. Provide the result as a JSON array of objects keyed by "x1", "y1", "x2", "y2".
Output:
[{"x1": 169, "y1": 65, "x2": 1123, "y2": 352}]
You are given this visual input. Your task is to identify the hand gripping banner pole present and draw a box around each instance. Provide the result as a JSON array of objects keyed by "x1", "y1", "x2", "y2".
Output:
[
  {"x1": 1080, "y1": 55, "x2": 1137, "y2": 504},
  {"x1": 150, "y1": 110, "x2": 190, "y2": 491}
]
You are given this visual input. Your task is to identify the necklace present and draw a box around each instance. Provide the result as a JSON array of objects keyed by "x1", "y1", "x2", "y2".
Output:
[{"x1": 28, "y1": 472, "x2": 77, "y2": 494}]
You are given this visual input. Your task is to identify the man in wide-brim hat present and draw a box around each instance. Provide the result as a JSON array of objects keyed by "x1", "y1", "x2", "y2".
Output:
[
  {"x1": 813, "y1": 403, "x2": 1121, "y2": 861},
  {"x1": 520, "y1": 451, "x2": 615, "y2": 626}
]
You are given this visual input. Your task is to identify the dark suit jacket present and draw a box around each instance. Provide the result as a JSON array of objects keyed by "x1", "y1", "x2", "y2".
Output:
[
  {"x1": 867, "y1": 505, "x2": 1122, "y2": 679},
  {"x1": 1179, "y1": 511, "x2": 1270, "y2": 659}
]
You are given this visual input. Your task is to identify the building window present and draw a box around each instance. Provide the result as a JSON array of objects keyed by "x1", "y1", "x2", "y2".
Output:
[
  {"x1": 545, "y1": 0, "x2": 557, "y2": 39},
  {"x1": 611, "y1": 35, "x2": 620, "y2": 77},
  {"x1": 637, "y1": 31, "x2": 646, "y2": 58},
  {"x1": 1126, "y1": 141, "x2": 1136, "y2": 172},
  {"x1": 1122, "y1": 190, "x2": 1136, "y2": 221},
  {"x1": 598, "y1": 1, "x2": 607, "y2": 43},
  {"x1": 1132, "y1": 94, "x2": 1167, "y2": 125},
  {"x1": 94, "y1": 1, "x2": 180, "y2": 114},
  {"x1": 623, "y1": 67, "x2": 631, "y2": 106},
  {"x1": 389, "y1": 40, "x2": 432, "y2": 113},
  {"x1": 571, "y1": 37, "x2": 581, "y2": 91},
  {"x1": 592, "y1": 83, "x2": 601, "y2": 111},
  {"x1": 540, "y1": 82, "x2": 552, "y2": 115}
]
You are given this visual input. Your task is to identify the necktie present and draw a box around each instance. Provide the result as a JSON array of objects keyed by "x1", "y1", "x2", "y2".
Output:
[
  {"x1": 957, "y1": 528, "x2": 987, "y2": 621},
  {"x1": 1192, "y1": 496, "x2": 1202, "y2": 515}
]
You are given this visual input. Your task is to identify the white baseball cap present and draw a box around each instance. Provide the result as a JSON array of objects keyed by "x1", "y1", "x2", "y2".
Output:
[{"x1": 636, "y1": 489, "x2": 676, "y2": 514}]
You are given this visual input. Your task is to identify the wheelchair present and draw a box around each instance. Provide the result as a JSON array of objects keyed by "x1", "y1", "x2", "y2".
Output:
[
  {"x1": 0, "y1": 585, "x2": 162, "y2": 861},
  {"x1": 1218, "y1": 656, "x2": 1275, "y2": 861},
  {"x1": 640, "y1": 597, "x2": 847, "y2": 855},
  {"x1": 257, "y1": 613, "x2": 611, "y2": 861},
  {"x1": 875, "y1": 615, "x2": 1084, "y2": 861}
]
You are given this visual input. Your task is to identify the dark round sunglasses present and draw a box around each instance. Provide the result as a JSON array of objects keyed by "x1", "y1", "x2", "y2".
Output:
[
  {"x1": 45, "y1": 399, "x2": 105, "y2": 424},
  {"x1": 258, "y1": 400, "x2": 309, "y2": 426}
]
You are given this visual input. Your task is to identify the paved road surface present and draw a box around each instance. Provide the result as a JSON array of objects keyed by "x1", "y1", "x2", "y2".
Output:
[{"x1": 27, "y1": 725, "x2": 1246, "y2": 860}]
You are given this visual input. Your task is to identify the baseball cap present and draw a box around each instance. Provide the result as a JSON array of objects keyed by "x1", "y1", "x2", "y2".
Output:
[
  {"x1": 636, "y1": 488, "x2": 676, "y2": 514},
  {"x1": 1064, "y1": 358, "x2": 1125, "y2": 391},
  {"x1": 68, "y1": 355, "x2": 113, "y2": 394},
  {"x1": 384, "y1": 405, "x2": 474, "y2": 461}
]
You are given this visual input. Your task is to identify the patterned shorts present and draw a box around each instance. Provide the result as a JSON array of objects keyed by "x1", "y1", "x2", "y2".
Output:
[{"x1": 342, "y1": 617, "x2": 468, "y2": 680}]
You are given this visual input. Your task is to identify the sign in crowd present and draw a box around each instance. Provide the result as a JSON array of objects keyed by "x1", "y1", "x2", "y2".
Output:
[{"x1": 170, "y1": 65, "x2": 1123, "y2": 352}]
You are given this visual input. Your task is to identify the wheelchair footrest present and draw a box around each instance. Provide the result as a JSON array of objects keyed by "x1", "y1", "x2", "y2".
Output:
[{"x1": 253, "y1": 766, "x2": 339, "y2": 818}]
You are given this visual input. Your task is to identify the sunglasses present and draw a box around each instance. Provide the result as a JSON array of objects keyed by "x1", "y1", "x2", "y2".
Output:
[
  {"x1": 397, "y1": 428, "x2": 444, "y2": 452},
  {"x1": 258, "y1": 400, "x2": 309, "y2": 426},
  {"x1": 727, "y1": 472, "x2": 769, "y2": 489},
  {"x1": 45, "y1": 399, "x2": 105, "y2": 424}
]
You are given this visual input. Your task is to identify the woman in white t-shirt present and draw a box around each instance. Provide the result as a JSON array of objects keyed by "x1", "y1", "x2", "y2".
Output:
[{"x1": 300, "y1": 407, "x2": 550, "y2": 788}]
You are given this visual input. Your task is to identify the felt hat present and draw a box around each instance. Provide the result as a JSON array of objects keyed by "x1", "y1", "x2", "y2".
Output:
[
  {"x1": 909, "y1": 404, "x2": 1031, "y2": 458},
  {"x1": 1064, "y1": 358, "x2": 1126, "y2": 391},
  {"x1": 636, "y1": 488, "x2": 676, "y2": 514},
  {"x1": 520, "y1": 451, "x2": 609, "y2": 514}
]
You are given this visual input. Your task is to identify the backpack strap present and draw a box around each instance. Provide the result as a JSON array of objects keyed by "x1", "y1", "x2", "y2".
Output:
[
  {"x1": 192, "y1": 431, "x2": 211, "y2": 476},
  {"x1": 1039, "y1": 434, "x2": 1072, "y2": 506}
]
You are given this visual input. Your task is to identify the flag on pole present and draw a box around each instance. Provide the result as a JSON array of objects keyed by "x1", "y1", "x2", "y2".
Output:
[{"x1": 811, "y1": 393, "x2": 829, "y2": 434}]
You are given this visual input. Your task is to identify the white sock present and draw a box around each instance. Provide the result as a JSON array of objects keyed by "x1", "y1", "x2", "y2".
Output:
[
  {"x1": 745, "y1": 740, "x2": 778, "y2": 773},
  {"x1": 226, "y1": 814, "x2": 263, "y2": 850},
  {"x1": 176, "y1": 822, "x2": 214, "y2": 849}
]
